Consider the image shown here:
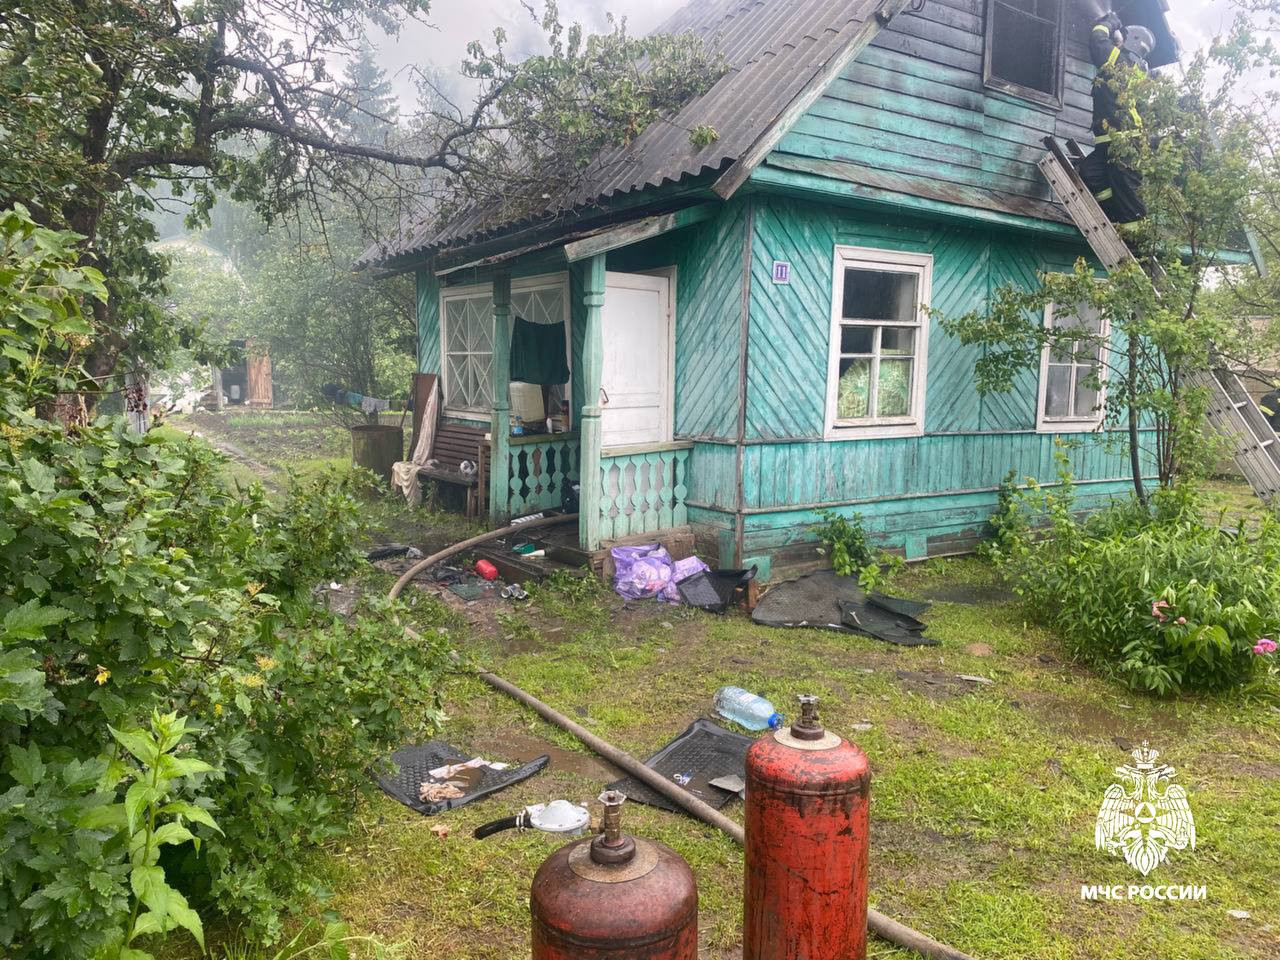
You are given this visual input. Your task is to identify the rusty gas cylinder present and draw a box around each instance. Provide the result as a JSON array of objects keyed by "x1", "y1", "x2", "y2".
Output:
[
  {"x1": 531, "y1": 790, "x2": 698, "y2": 960},
  {"x1": 744, "y1": 695, "x2": 871, "y2": 960}
]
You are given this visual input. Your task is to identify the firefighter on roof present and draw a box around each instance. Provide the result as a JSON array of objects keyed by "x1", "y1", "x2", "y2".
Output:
[{"x1": 1079, "y1": 12, "x2": 1155, "y2": 226}]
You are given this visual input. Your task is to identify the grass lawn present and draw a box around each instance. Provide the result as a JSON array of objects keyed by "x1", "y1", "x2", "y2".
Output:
[{"x1": 163, "y1": 418, "x2": 1280, "y2": 959}]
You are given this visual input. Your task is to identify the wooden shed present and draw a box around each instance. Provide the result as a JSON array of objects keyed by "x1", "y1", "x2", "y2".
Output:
[{"x1": 361, "y1": 0, "x2": 1222, "y2": 577}]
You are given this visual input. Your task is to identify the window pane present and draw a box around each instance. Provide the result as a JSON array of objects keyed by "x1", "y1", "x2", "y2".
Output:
[
  {"x1": 881, "y1": 327, "x2": 915, "y2": 356},
  {"x1": 878, "y1": 358, "x2": 913, "y2": 417},
  {"x1": 1049, "y1": 340, "x2": 1075, "y2": 364},
  {"x1": 1044, "y1": 363, "x2": 1072, "y2": 417},
  {"x1": 991, "y1": 2, "x2": 1058, "y2": 94},
  {"x1": 840, "y1": 325, "x2": 874, "y2": 354},
  {"x1": 1073, "y1": 363, "x2": 1099, "y2": 418},
  {"x1": 837, "y1": 358, "x2": 871, "y2": 419},
  {"x1": 842, "y1": 269, "x2": 918, "y2": 322}
]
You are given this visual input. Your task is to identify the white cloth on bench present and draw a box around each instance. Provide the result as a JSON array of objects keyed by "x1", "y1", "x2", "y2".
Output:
[{"x1": 391, "y1": 379, "x2": 439, "y2": 508}]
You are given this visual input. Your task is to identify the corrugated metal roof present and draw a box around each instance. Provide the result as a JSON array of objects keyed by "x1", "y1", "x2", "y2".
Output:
[{"x1": 359, "y1": 0, "x2": 881, "y2": 268}]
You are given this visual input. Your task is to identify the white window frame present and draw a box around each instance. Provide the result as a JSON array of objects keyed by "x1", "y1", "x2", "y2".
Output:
[
  {"x1": 824, "y1": 246, "x2": 932, "y2": 441},
  {"x1": 1036, "y1": 300, "x2": 1109, "y2": 433},
  {"x1": 438, "y1": 272, "x2": 572, "y2": 421}
]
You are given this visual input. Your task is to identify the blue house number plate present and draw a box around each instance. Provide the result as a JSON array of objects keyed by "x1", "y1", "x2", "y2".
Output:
[{"x1": 772, "y1": 260, "x2": 791, "y2": 284}]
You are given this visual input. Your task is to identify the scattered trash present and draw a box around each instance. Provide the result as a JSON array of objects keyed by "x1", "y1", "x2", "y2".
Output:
[
  {"x1": 473, "y1": 800, "x2": 591, "y2": 839},
  {"x1": 448, "y1": 580, "x2": 489, "y2": 601},
  {"x1": 677, "y1": 566, "x2": 756, "y2": 613},
  {"x1": 366, "y1": 543, "x2": 411, "y2": 561},
  {"x1": 430, "y1": 823, "x2": 451, "y2": 839},
  {"x1": 475, "y1": 559, "x2": 499, "y2": 581},
  {"x1": 672, "y1": 772, "x2": 692, "y2": 786},
  {"x1": 1227, "y1": 909, "x2": 1252, "y2": 920},
  {"x1": 377, "y1": 741, "x2": 549, "y2": 816},
  {"x1": 420, "y1": 782, "x2": 464, "y2": 803},
  {"x1": 752, "y1": 570, "x2": 938, "y2": 646},
  {"x1": 708, "y1": 774, "x2": 746, "y2": 798},
  {"x1": 501, "y1": 583, "x2": 530, "y2": 601},
  {"x1": 431, "y1": 564, "x2": 466, "y2": 586},
  {"x1": 427, "y1": 757, "x2": 510, "y2": 779},
  {"x1": 852, "y1": 721, "x2": 874, "y2": 732},
  {"x1": 513, "y1": 543, "x2": 537, "y2": 555},
  {"x1": 714, "y1": 686, "x2": 783, "y2": 731},
  {"x1": 406, "y1": 546, "x2": 424, "y2": 560},
  {"x1": 956, "y1": 674, "x2": 995, "y2": 686},
  {"x1": 329, "y1": 581, "x2": 342, "y2": 591},
  {"x1": 611, "y1": 544, "x2": 713, "y2": 604},
  {"x1": 607, "y1": 719, "x2": 753, "y2": 813}
]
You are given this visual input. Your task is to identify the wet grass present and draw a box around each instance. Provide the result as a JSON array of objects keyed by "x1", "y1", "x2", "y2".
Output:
[
  {"x1": 296, "y1": 545, "x2": 1280, "y2": 960},
  {"x1": 154, "y1": 422, "x2": 1280, "y2": 960}
]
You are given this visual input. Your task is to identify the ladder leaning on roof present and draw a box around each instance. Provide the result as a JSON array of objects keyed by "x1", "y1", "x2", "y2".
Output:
[{"x1": 1037, "y1": 137, "x2": 1280, "y2": 504}]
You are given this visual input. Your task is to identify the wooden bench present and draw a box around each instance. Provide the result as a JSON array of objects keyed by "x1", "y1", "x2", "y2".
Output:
[{"x1": 418, "y1": 422, "x2": 491, "y2": 517}]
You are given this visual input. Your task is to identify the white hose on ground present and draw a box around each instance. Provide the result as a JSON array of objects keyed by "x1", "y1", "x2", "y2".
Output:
[{"x1": 386, "y1": 518, "x2": 978, "y2": 960}]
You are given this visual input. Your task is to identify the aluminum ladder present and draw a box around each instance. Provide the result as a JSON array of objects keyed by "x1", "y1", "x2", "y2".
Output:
[{"x1": 1038, "y1": 138, "x2": 1280, "y2": 503}]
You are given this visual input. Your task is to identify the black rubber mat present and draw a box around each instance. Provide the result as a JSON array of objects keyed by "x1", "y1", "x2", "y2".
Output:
[
  {"x1": 377, "y1": 742, "x2": 549, "y2": 816},
  {"x1": 608, "y1": 719, "x2": 753, "y2": 813},
  {"x1": 752, "y1": 569, "x2": 937, "y2": 646}
]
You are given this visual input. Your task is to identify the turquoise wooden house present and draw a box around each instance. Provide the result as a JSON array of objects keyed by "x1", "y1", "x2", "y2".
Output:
[{"x1": 362, "y1": 0, "x2": 1180, "y2": 576}]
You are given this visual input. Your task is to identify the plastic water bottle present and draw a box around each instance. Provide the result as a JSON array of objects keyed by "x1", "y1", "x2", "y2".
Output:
[{"x1": 714, "y1": 686, "x2": 783, "y2": 731}]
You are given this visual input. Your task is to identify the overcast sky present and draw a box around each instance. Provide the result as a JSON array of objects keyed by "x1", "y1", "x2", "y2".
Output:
[{"x1": 370, "y1": 0, "x2": 1244, "y2": 109}]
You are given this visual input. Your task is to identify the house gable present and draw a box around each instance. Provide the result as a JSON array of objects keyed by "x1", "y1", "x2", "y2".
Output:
[{"x1": 759, "y1": 0, "x2": 1098, "y2": 223}]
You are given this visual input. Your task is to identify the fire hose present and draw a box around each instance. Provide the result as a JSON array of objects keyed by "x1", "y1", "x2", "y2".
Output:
[{"x1": 387, "y1": 517, "x2": 978, "y2": 960}]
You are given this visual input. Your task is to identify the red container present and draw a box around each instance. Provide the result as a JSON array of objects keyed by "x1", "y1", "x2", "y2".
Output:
[
  {"x1": 743, "y1": 696, "x2": 870, "y2": 960},
  {"x1": 531, "y1": 791, "x2": 697, "y2": 960},
  {"x1": 475, "y1": 559, "x2": 498, "y2": 581}
]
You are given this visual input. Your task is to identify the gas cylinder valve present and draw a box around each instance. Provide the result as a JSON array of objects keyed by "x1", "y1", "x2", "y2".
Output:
[
  {"x1": 591, "y1": 789, "x2": 636, "y2": 865},
  {"x1": 791, "y1": 693, "x2": 826, "y2": 741}
]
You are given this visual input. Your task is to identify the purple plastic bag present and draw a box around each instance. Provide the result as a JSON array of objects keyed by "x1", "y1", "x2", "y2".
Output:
[
  {"x1": 658, "y1": 556, "x2": 711, "y2": 604},
  {"x1": 612, "y1": 544, "x2": 673, "y2": 600}
]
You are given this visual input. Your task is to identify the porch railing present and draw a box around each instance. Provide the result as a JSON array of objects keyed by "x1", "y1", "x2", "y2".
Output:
[
  {"x1": 506, "y1": 432, "x2": 580, "y2": 516},
  {"x1": 598, "y1": 442, "x2": 692, "y2": 541}
]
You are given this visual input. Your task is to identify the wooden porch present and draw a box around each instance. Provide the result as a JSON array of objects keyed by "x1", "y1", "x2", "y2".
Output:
[{"x1": 483, "y1": 256, "x2": 694, "y2": 553}]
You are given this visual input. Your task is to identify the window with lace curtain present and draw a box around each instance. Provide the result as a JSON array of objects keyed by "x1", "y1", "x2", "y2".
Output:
[{"x1": 824, "y1": 247, "x2": 932, "y2": 440}]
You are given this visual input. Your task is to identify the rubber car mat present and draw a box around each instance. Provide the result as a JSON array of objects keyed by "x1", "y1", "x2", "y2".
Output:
[
  {"x1": 837, "y1": 600, "x2": 935, "y2": 647},
  {"x1": 377, "y1": 741, "x2": 549, "y2": 816},
  {"x1": 608, "y1": 719, "x2": 754, "y2": 813},
  {"x1": 752, "y1": 569, "x2": 937, "y2": 646}
]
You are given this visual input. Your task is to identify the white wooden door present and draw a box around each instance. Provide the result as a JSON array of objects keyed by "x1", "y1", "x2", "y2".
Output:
[{"x1": 600, "y1": 272, "x2": 672, "y2": 448}]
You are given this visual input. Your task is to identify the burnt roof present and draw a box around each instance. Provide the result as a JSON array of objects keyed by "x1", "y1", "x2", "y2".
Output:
[{"x1": 359, "y1": 0, "x2": 883, "y2": 269}]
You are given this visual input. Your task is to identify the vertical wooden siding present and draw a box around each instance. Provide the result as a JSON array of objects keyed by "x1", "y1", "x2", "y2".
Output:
[
  {"x1": 416, "y1": 269, "x2": 441, "y2": 375},
  {"x1": 608, "y1": 203, "x2": 748, "y2": 441},
  {"x1": 737, "y1": 195, "x2": 1146, "y2": 562},
  {"x1": 748, "y1": 197, "x2": 1103, "y2": 439},
  {"x1": 771, "y1": 0, "x2": 1095, "y2": 208}
]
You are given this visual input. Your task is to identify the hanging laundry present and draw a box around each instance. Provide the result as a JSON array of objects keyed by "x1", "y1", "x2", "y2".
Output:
[{"x1": 510, "y1": 316, "x2": 570, "y2": 386}]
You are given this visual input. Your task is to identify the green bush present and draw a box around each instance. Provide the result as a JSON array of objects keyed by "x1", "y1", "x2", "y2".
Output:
[
  {"x1": 0, "y1": 207, "x2": 451, "y2": 956},
  {"x1": 812, "y1": 510, "x2": 902, "y2": 591},
  {"x1": 989, "y1": 464, "x2": 1280, "y2": 695}
]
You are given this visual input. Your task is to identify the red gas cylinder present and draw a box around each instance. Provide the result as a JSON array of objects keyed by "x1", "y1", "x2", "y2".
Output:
[
  {"x1": 744, "y1": 695, "x2": 871, "y2": 960},
  {"x1": 531, "y1": 790, "x2": 698, "y2": 960}
]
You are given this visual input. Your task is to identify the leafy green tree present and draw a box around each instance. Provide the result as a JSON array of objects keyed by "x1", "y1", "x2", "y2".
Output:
[
  {"x1": 0, "y1": 207, "x2": 451, "y2": 955},
  {"x1": 0, "y1": 0, "x2": 724, "y2": 415}
]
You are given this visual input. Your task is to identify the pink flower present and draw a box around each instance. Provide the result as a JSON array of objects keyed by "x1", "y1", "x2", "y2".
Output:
[
  {"x1": 1151, "y1": 600, "x2": 1171, "y2": 622},
  {"x1": 1253, "y1": 638, "x2": 1277, "y2": 655},
  {"x1": 1176, "y1": 617, "x2": 1187, "y2": 625}
]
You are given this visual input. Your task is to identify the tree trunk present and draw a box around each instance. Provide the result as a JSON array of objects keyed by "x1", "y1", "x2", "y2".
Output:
[{"x1": 1127, "y1": 334, "x2": 1148, "y2": 508}]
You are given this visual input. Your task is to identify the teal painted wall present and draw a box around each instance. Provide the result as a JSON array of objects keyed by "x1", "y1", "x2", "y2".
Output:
[
  {"x1": 728, "y1": 195, "x2": 1148, "y2": 567},
  {"x1": 608, "y1": 202, "x2": 747, "y2": 440},
  {"x1": 416, "y1": 269, "x2": 440, "y2": 375},
  {"x1": 772, "y1": 0, "x2": 1095, "y2": 209},
  {"x1": 747, "y1": 197, "x2": 1094, "y2": 438}
]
